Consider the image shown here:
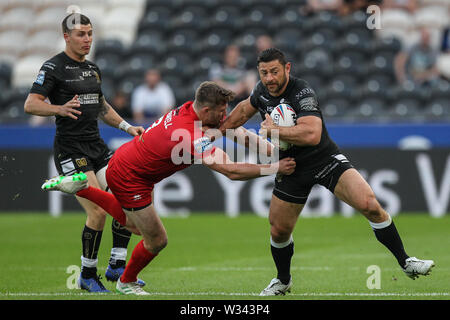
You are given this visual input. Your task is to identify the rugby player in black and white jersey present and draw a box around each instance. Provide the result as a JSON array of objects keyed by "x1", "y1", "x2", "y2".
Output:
[
  {"x1": 220, "y1": 48, "x2": 434, "y2": 296},
  {"x1": 24, "y1": 13, "x2": 145, "y2": 292}
]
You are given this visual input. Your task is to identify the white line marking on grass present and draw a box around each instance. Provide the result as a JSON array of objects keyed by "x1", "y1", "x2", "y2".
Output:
[{"x1": 1, "y1": 292, "x2": 449, "y2": 298}]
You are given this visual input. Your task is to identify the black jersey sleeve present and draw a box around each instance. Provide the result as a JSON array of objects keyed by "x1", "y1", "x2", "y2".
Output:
[
  {"x1": 249, "y1": 80, "x2": 264, "y2": 110},
  {"x1": 29, "y1": 60, "x2": 58, "y2": 97},
  {"x1": 293, "y1": 80, "x2": 321, "y2": 118}
]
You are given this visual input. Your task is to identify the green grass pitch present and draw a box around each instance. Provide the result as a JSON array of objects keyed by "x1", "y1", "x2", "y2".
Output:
[{"x1": 0, "y1": 213, "x2": 448, "y2": 300}]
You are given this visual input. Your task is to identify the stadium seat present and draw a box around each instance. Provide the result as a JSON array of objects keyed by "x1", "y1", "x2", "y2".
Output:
[
  {"x1": 0, "y1": 7, "x2": 33, "y2": 32},
  {"x1": 351, "y1": 97, "x2": 387, "y2": 120},
  {"x1": 436, "y1": 54, "x2": 450, "y2": 80},
  {"x1": 273, "y1": 28, "x2": 303, "y2": 53},
  {"x1": 234, "y1": 28, "x2": 271, "y2": 53},
  {"x1": 334, "y1": 30, "x2": 372, "y2": 59},
  {"x1": 381, "y1": 9, "x2": 414, "y2": 31},
  {"x1": 129, "y1": 31, "x2": 165, "y2": 58},
  {"x1": 94, "y1": 53, "x2": 121, "y2": 79},
  {"x1": 0, "y1": 87, "x2": 29, "y2": 122},
  {"x1": 117, "y1": 75, "x2": 143, "y2": 95},
  {"x1": 0, "y1": 63, "x2": 12, "y2": 89},
  {"x1": 294, "y1": 73, "x2": 324, "y2": 92},
  {"x1": 166, "y1": 29, "x2": 199, "y2": 54},
  {"x1": 367, "y1": 52, "x2": 396, "y2": 81},
  {"x1": 339, "y1": 10, "x2": 369, "y2": 34},
  {"x1": 300, "y1": 47, "x2": 333, "y2": 72},
  {"x1": 423, "y1": 98, "x2": 450, "y2": 120},
  {"x1": 334, "y1": 51, "x2": 368, "y2": 80},
  {"x1": 196, "y1": 29, "x2": 234, "y2": 54},
  {"x1": 122, "y1": 53, "x2": 158, "y2": 77},
  {"x1": 94, "y1": 39, "x2": 124, "y2": 58},
  {"x1": 138, "y1": 6, "x2": 173, "y2": 34},
  {"x1": 77, "y1": 4, "x2": 106, "y2": 28},
  {"x1": 242, "y1": 6, "x2": 275, "y2": 29},
  {"x1": 321, "y1": 98, "x2": 352, "y2": 118},
  {"x1": 0, "y1": 30, "x2": 27, "y2": 60},
  {"x1": 428, "y1": 80, "x2": 450, "y2": 100},
  {"x1": 32, "y1": 6, "x2": 67, "y2": 32},
  {"x1": 158, "y1": 52, "x2": 194, "y2": 80},
  {"x1": 107, "y1": 0, "x2": 146, "y2": 11},
  {"x1": 304, "y1": 11, "x2": 342, "y2": 34},
  {"x1": 99, "y1": 7, "x2": 142, "y2": 46},
  {"x1": 23, "y1": 30, "x2": 61, "y2": 58},
  {"x1": 11, "y1": 56, "x2": 45, "y2": 88},
  {"x1": 414, "y1": 6, "x2": 449, "y2": 30},
  {"x1": 208, "y1": 6, "x2": 244, "y2": 31},
  {"x1": 169, "y1": 6, "x2": 209, "y2": 32},
  {"x1": 277, "y1": 6, "x2": 304, "y2": 29}
]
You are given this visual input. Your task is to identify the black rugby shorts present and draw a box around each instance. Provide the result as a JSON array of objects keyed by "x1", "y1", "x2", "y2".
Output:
[
  {"x1": 273, "y1": 153, "x2": 354, "y2": 204},
  {"x1": 53, "y1": 137, "x2": 113, "y2": 176}
]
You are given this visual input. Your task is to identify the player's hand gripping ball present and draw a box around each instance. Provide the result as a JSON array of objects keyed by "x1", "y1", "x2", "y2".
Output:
[{"x1": 269, "y1": 104, "x2": 296, "y2": 151}]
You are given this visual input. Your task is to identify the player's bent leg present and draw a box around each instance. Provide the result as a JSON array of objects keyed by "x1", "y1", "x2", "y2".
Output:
[
  {"x1": 77, "y1": 171, "x2": 108, "y2": 230},
  {"x1": 115, "y1": 204, "x2": 164, "y2": 295},
  {"x1": 75, "y1": 171, "x2": 112, "y2": 292},
  {"x1": 269, "y1": 195, "x2": 303, "y2": 243},
  {"x1": 333, "y1": 168, "x2": 434, "y2": 278},
  {"x1": 333, "y1": 169, "x2": 388, "y2": 222},
  {"x1": 125, "y1": 204, "x2": 167, "y2": 254},
  {"x1": 260, "y1": 195, "x2": 303, "y2": 296}
]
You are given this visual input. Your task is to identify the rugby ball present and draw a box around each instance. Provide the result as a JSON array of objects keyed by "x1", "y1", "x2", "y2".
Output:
[{"x1": 270, "y1": 104, "x2": 296, "y2": 150}]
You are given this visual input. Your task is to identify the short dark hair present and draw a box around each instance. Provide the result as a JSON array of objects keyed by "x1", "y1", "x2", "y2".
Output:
[
  {"x1": 257, "y1": 47, "x2": 287, "y2": 66},
  {"x1": 62, "y1": 13, "x2": 91, "y2": 34},
  {"x1": 194, "y1": 81, "x2": 236, "y2": 110}
]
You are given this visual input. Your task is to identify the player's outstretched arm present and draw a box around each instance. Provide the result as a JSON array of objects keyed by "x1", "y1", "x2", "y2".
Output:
[
  {"x1": 228, "y1": 126, "x2": 275, "y2": 156},
  {"x1": 98, "y1": 97, "x2": 145, "y2": 136},
  {"x1": 202, "y1": 147, "x2": 296, "y2": 180},
  {"x1": 219, "y1": 97, "x2": 258, "y2": 134},
  {"x1": 24, "y1": 93, "x2": 82, "y2": 119}
]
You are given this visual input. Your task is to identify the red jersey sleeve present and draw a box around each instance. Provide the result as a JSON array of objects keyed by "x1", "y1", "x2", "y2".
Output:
[{"x1": 192, "y1": 134, "x2": 216, "y2": 160}]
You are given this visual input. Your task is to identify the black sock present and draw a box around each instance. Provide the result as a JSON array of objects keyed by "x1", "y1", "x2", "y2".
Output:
[
  {"x1": 110, "y1": 219, "x2": 131, "y2": 267},
  {"x1": 112, "y1": 219, "x2": 132, "y2": 248},
  {"x1": 81, "y1": 225, "x2": 103, "y2": 278},
  {"x1": 270, "y1": 239, "x2": 294, "y2": 285},
  {"x1": 372, "y1": 219, "x2": 409, "y2": 268}
]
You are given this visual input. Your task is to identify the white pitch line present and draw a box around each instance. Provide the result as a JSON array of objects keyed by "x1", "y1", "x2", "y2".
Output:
[{"x1": 1, "y1": 292, "x2": 449, "y2": 297}]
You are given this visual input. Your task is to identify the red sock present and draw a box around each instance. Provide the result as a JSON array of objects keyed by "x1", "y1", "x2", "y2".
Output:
[
  {"x1": 120, "y1": 240, "x2": 157, "y2": 283},
  {"x1": 76, "y1": 186, "x2": 127, "y2": 226}
]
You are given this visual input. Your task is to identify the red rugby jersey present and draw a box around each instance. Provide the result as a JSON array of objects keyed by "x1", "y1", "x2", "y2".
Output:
[{"x1": 110, "y1": 101, "x2": 216, "y2": 185}]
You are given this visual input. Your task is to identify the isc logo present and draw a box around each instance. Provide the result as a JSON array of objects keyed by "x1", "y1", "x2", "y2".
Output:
[{"x1": 82, "y1": 71, "x2": 92, "y2": 77}]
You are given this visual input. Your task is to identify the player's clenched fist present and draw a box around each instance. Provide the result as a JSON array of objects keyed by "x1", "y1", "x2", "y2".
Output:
[
  {"x1": 278, "y1": 157, "x2": 296, "y2": 175},
  {"x1": 59, "y1": 95, "x2": 81, "y2": 119}
]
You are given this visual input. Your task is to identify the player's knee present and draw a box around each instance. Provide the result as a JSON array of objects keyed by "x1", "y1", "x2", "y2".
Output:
[
  {"x1": 360, "y1": 193, "x2": 382, "y2": 219},
  {"x1": 270, "y1": 223, "x2": 293, "y2": 243},
  {"x1": 89, "y1": 205, "x2": 107, "y2": 219},
  {"x1": 146, "y1": 234, "x2": 168, "y2": 254}
]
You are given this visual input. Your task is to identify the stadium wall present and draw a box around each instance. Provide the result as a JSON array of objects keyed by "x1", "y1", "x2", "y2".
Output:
[{"x1": 0, "y1": 123, "x2": 449, "y2": 217}]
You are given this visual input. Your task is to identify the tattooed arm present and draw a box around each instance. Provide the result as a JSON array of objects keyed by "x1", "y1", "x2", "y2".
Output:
[{"x1": 99, "y1": 97, "x2": 145, "y2": 136}]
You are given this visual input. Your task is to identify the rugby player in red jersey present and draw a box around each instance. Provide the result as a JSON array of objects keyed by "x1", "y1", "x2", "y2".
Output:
[{"x1": 42, "y1": 81, "x2": 296, "y2": 295}]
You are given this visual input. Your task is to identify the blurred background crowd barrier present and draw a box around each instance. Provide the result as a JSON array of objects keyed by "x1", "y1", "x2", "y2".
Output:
[{"x1": 0, "y1": 0, "x2": 449, "y2": 216}]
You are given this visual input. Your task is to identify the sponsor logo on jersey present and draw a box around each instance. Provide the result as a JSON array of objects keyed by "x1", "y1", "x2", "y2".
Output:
[
  {"x1": 299, "y1": 97, "x2": 319, "y2": 111},
  {"x1": 82, "y1": 71, "x2": 92, "y2": 77},
  {"x1": 75, "y1": 157, "x2": 88, "y2": 167},
  {"x1": 78, "y1": 93, "x2": 99, "y2": 105},
  {"x1": 295, "y1": 88, "x2": 316, "y2": 100},
  {"x1": 333, "y1": 154, "x2": 349, "y2": 163},
  {"x1": 35, "y1": 70, "x2": 46, "y2": 85},
  {"x1": 193, "y1": 137, "x2": 213, "y2": 154}
]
